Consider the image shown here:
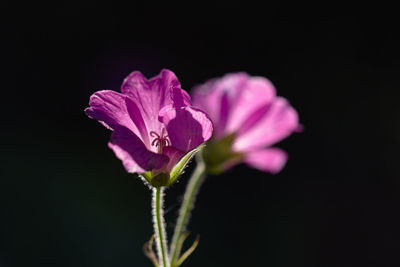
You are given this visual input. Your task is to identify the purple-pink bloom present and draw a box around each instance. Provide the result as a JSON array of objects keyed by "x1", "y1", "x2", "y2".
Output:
[
  {"x1": 192, "y1": 73, "x2": 301, "y2": 174},
  {"x1": 85, "y1": 69, "x2": 213, "y2": 180}
]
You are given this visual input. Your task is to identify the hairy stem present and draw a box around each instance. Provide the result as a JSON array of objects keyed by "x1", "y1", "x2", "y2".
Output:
[
  {"x1": 169, "y1": 160, "x2": 207, "y2": 266},
  {"x1": 152, "y1": 187, "x2": 169, "y2": 267}
]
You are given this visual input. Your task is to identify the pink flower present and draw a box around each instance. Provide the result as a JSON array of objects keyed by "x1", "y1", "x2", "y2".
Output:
[
  {"x1": 85, "y1": 69, "x2": 213, "y2": 186},
  {"x1": 192, "y1": 73, "x2": 300, "y2": 174}
]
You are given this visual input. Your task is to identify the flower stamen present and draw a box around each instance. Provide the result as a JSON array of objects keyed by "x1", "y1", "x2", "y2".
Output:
[{"x1": 150, "y1": 128, "x2": 170, "y2": 153}]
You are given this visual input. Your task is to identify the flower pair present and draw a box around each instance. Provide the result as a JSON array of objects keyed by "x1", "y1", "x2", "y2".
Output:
[{"x1": 85, "y1": 69, "x2": 300, "y2": 185}]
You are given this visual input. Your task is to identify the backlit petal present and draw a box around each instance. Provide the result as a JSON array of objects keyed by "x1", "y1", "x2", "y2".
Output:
[
  {"x1": 108, "y1": 126, "x2": 169, "y2": 173},
  {"x1": 225, "y1": 76, "x2": 276, "y2": 135},
  {"x1": 244, "y1": 148, "x2": 288, "y2": 174},
  {"x1": 192, "y1": 73, "x2": 248, "y2": 138},
  {"x1": 85, "y1": 90, "x2": 131, "y2": 130},
  {"x1": 121, "y1": 69, "x2": 180, "y2": 135},
  {"x1": 192, "y1": 73, "x2": 276, "y2": 139},
  {"x1": 159, "y1": 105, "x2": 213, "y2": 152},
  {"x1": 161, "y1": 146, "x2": 185, "y2": 172},
  {"x1": 234, "y1": 97, "x2": 299, "y2": 152},
  {"x1": 85, "y1": 90, "x2": 151, "y2": 146}
]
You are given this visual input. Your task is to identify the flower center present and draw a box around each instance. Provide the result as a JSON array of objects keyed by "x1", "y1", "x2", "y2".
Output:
[{"x1": 150, "y1": 128, "x2": 170, "y2": 153}]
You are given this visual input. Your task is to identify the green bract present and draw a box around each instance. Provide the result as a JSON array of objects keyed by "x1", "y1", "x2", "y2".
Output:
[
  {"x1": 141, "y1": 144, "x2": 206, "y2": 187},
  {"x1": 168, "y1": 144, "x2": 206, "y2": 186},
  {"x1": 202, "y1": 133, "x2": 244, "y2": 174}
]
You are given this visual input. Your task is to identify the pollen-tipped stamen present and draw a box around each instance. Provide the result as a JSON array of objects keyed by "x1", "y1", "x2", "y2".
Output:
[{"x1": 150, "y1": 129, "x2": 170, "y2": 154}]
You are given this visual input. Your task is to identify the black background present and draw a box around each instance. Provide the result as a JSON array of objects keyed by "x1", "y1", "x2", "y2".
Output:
[{"x1": 2, "y1": 3, "x2": 400, "y2": 267}]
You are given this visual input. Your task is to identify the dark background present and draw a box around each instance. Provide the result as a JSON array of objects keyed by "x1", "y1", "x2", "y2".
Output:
[{"x1": 2, "y1": 3, "x2": 400, "y2": 267}]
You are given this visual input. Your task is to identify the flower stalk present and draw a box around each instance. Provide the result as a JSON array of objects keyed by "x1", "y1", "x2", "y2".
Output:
[
  {"x1": 152, "y1": 187, "x2": 170, "y2": 267},
  {"x1": 169, "y1": 158, "x2": 207, "y2": 266}
]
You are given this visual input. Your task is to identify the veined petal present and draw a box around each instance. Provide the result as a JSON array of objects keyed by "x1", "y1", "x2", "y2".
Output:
[
  {"x1": 244, "y1": 148, "x2": 288, "y2": 174},
  {"x1": 108, "y1": 126, "x2": 169, "y2": 173},
  {"x1": 121, "y1": 69, "x2": 181, "y2": 135},
  {"x1": 191, "y1": 78, "x2": 220, "y2": 131},
  {"x1": 171, "y1": 86, "x2": 192, "y2": 108},
  {"x1": 192, "y1": 73, "x2": 276, "y2": 139},
  {"x1": 125, "y1": 97, "x2": 150, "y2": 147},
  {"x1": 159, "y1": 105, "x2": 213, "y2": 152},
  {"x1": 233, "y1": 97, "x2": 299, "y2": 152},
  {"x1": 192, "y1": 73, "x2": 248, "y2": 138},
  {"x1": 225, "y1": 76, "x2": 276, "y2": 134},
  {"x1": 161, "y1": 146, "x2": 185, "y2": 172},
  {"x1": 85, "y1": 90, "x2": 133, "y2": 131},
  {"x1": 85, "y1": 90, "x2": 150, "y2": 146}
]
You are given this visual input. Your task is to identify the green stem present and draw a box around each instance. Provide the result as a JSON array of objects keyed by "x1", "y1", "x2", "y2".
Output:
[
  {"x1": 153, "y1": 187, "x2": 169, "y2": 267},
  {"x1": 169, "y1": 159, "x2": 207, "y2": 266}
]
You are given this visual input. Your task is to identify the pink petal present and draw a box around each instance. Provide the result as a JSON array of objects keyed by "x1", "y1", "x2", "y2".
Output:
[
  {"x1": 244, "y1": 148, "x2": 288, "y2": 174},
  {"x1": 225, "y1": 76, "x2": 276, "y2": 134},
  {"x1": 233, "y1": 97, "x2": 299, "y2": 152},
  {"x1": 85, "y1": 90, "x2": 145, "y2": 141},
  {"x1": 161, "y1": 146, "x2": 185, "y2": 172},
  {"x1": 192, "y1": 73, "x2": 248, "y2": 138},
  {"x1": 108, "y1": 126, "x2": 169, "y2": 173},
  {"x1": 192, "y1": 73, "x2": 276, "y2": 139},
  {"x1": 125, "y1": 97, "x2": 151, "y2": 147},
  {"x1": 121, "y1": 69, "x2": 181, "y2": 135},
  {"x1": 159, "y1": 105, "x2": 213, "y2": 152}
]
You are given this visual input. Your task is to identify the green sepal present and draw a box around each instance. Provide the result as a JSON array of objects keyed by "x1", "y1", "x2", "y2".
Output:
[
  {"x1": 140, "y1": 171, "x2": 169, "y2": 188},
  {"x1": 150, "y1": 172, "x2": 170, "y2": 187},
  {"x1": 141, "y1": 171, "x2": 152, "y2": 183},
  {"x1": 139, "y1": 144, "x2": 206, "y2": 187},
  {"x1": 202, "y1": 133, "x2": 244, "y2": 174},
  {"x1": 168, "y1": 144, "x2": 206, "y2": 186}
]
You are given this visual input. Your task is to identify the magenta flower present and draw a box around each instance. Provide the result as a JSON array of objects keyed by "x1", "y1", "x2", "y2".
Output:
[
  {"x1": 85, "y1": 69, "x2": 213, "y2": 186},
  {"x1": 192, "y1": 73, "x2": 301, "y2": 174}
]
